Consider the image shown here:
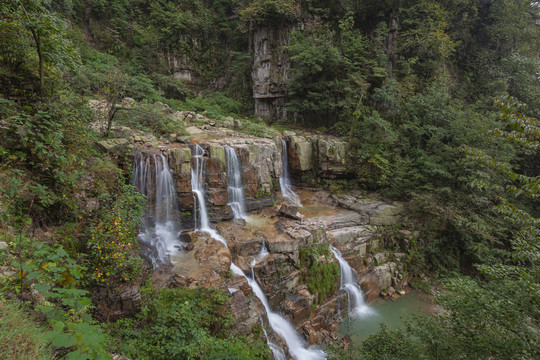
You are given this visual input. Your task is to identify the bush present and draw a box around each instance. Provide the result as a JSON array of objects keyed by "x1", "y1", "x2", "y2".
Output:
[
  {"x1": 108, "y1": 287, "x2": 271, "y2": 360},
  {"x1": 299, "y1": 245, "x2": 340, "y2": 304},
  {"x1": 181, "y1": 92, "x2": 249, "y2": 119},
  {"x1": 86, "y1": 184, "x2": 146, "y2": 288}
]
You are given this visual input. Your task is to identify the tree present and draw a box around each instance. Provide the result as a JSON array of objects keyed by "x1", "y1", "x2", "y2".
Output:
[{"x1": 0, "y1": 0, "x2": 78, "y2": 96}]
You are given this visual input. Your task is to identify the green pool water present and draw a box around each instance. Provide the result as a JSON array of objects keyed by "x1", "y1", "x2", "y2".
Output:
[{"x1": 339, "y1": 290, "x2": 433, "y2": 342}]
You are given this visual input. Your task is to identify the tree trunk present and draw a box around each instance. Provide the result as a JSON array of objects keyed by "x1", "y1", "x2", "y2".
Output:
[{"x1": 30, "y1": 29, "x2": 44, "y2": 97}]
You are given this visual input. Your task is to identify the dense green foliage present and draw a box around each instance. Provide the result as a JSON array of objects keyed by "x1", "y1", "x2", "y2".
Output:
[
  {"x1": 299, "y1": 245, "x2": 340, "y2": 304},
  {"x1": 108, "y1": 287, "x2": 272, "y2": 360}
]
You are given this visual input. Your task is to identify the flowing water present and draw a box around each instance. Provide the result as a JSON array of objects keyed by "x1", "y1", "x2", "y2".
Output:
[
  {"x1": 134, "y1": 143, "x2": 323, "y2": 359},
  {"x1": 190, "y1": 144, "x2": 227, "y2": 246},
  {"x1": 330, "y1": 246, "x2": 374, "y2": 318},
  {"x1": 231, "y1": 264, "x2": 326, "y2": 360},
  {"x1": 133, "y1": 153, "x2": 182, "y2": 267},
  {"x1": 261, "y1": 317, "x2": 287, "y2": 360},
  {"x1": 279, "y1": 139, "x2": 302, "y2": 207},
  {"x1": 224, "y1": 145, "x2": 247, "y2": 219}
]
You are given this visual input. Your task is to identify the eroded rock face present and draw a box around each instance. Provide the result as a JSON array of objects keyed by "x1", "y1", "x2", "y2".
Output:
[
  {"x1": 284, "y1": 134, "x2": 352, "y2": 179},
  {"x1": 156, "y1": 136, "x2": 282, "y2": 223},
  {"x1": 94, "y1": 285, "x2": 142, "y2": 321},
  {"x1": 252, "y1": 25, "x2": 291, "y2": 120}
]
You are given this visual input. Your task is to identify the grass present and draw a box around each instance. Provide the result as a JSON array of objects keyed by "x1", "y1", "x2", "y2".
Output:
[{"x1": 0, "y1": 299, "x2": 52, "y2": 360}]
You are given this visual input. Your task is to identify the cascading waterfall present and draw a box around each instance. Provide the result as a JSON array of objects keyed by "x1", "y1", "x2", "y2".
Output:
[
  {"x1": 330, "y1": 246, "x2": 374, "y2": 317},
  {"x1": 189, "y1": 143, "x2": 325, "y2": 359},
  {"x1": 251, "y1": 237, "x2": 269, "y2": 267},
  {"x1": 260, "y1": 317, "x2": 287, "y2": 360},
  {"x1": 133, "y1": 153, "x2": 182, "y2": 267},
  {"x1": 231, "y1": 263, "x2": 326, "y2": 360},
  {"x1": 224, "y1": 145, "x2": 247, "y2": 219},
  {"x1": 190, "y1": 144, "x2": 227, "y2": 246},
  {"x1": 279, "y1": 139, "x2": 302, "y2": 207}
]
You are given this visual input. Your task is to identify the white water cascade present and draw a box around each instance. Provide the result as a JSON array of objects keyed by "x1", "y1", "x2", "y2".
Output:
[
  {"x1": 279, "y1": 139, "x2": 302, "y2": 207},
  {"x1": 224, "y1": 145, "x2": 247, "y2": 219},
  {"x1": 260, "y1": 317, "x2": 287, "y2": 360},
  {"x1": 231, "y1": 263, "x2": 326, "y2": 360},
  {"x1": 133, "y1": 153, "x2": 182, "y2": 267},
  {"x1": 190, "y1": 144, "x2": 227, "y2": 246},
  {"x1": 330, "y1": 246, "x2": 374, "y2": 318},
  {"x1": 190, "y1": 143, "x2": 324, "y2": 359}
]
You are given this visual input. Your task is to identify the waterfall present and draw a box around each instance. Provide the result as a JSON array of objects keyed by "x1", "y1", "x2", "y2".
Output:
[
  {"x1": 251, "y1": 237, "x2": 269, "y2": 267},
  {"x1": 260, "y1": 317, "x2": 287, "y2": 360},
  {"x1": 231, "y1": 264, "x2": 326, "y2": 360},
  {"x1": 190, "y1": 144, "x2": 227, "y2": 246},
  {"x1": 133, "y1": 153, "x2": 181, "y2": 267},
  {"x1": 189, "y1": 143, "x2": 324, "y2": 359},
  {"x1": 224, "y1": 145, "x2": 247, "y2": 219},
  {"x1": 279, "y1": 139, "x2": 302, "y2": 207},
  {"x1": 330, "y1": 246, "x2": 374, "y2": 318}
]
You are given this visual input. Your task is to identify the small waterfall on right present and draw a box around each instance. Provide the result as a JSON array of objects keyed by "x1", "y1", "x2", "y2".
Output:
[
  {"x1": 224, "y1": 145, "x2": 247, "y2": 219},
  {"x1": 279, "y1": 139, "x2": 302, "y2": 207},
  {"x1": 133, "y1": 153, "x2": 181, "y2": 267},
  {"x1": 330, "y1": 245, "x2": 374, "y2": 318}
]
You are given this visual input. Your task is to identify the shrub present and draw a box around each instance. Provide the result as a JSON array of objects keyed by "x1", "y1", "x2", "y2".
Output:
[
  {"x1": 299, "y1": 245, "x2": 340, "y2": 304},
  {"x1": 86, "y1": 185, "x2": 146, "y2": 287},
  {"x1": 108, "y1": 287, "x2": 271, "y2": 360}
]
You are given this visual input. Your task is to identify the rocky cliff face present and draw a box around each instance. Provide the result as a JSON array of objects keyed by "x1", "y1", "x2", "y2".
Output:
[
  {"x1": 252, "y1": 25, "x2": 292, "y2": 120},
  {"x1": 284, "y1": 131, "x2": 353, "y2": 181},
  {"x1": 135, "y1": 134, "x2": 282, "y2": 225}
]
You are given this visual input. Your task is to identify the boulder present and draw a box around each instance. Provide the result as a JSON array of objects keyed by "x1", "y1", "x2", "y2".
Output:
[
  {"x1": 328, "y1": 226, "x2": 371, "y2": 245},
  {"x1": 374, "y1": 252, "x2": 389, "y2": 265},
  {"x1": 267, "y1": 234, "x2": 303, "y2": 253},
  {"x1": 177, "y1": 135, "x2": 192, "y2": 144},
  {"x1": 278, "y1": 204, "x2": 304, "y2": 220},
  {"x1": 287, "y1": 135, "x2": 312, "y2": 172},
  {"x1": 95, "y1": 285, "x2": 142, "y2": 321},
  {"x1": 370, "y1": 204, "x2": 403, "y2": 226},
  {"x1": 309, "y1": 210, "x2": 366, "y2": 230},
  {"x1": 121, "y1": 97, "x2": 136, "y2": 107},
  {"x1": 0, "y1": 241, "x2": 8, "y2": 250},
  {"x1": 167, "y1": 147, "x2": 192, "y2": 171},
  {"x1": 95, "y1": 138, "x2": 129, "y2": 153},
  {"x1": 316, "y1": 137, "x2": 349, "y2": 177},
  {"x1": 209, "y1": 145, "x2": 226, "y2": 166},
  {"x1": 85, "y1": 199, "x2": 100, "y2": 212},
  {"x1": 185, "y1": 126, "x2": 204, "y2": 135}
]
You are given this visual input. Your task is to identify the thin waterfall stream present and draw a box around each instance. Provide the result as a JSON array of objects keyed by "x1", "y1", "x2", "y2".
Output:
[
  {"x1": 224, "y1": 145, "x2": 247, "y2": 219},
  {"x1": 279, "y1": 139, "x2": 302, "y2": 207},
  {"x1": 190, "y1": 144, "x2": 227, "y2": 246},
  {"x1": 133, "y1": 153, "x2": 182, "y2": 267},
  {"x1": 260, "y1": 318, "x2": 287, "y2": 360},
  {"x1": 231, "y1": 263, "x2": 326, "y2": 360},
  {"x1": 330, "y1": 246, "x2": 374, "y2": 318}
]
